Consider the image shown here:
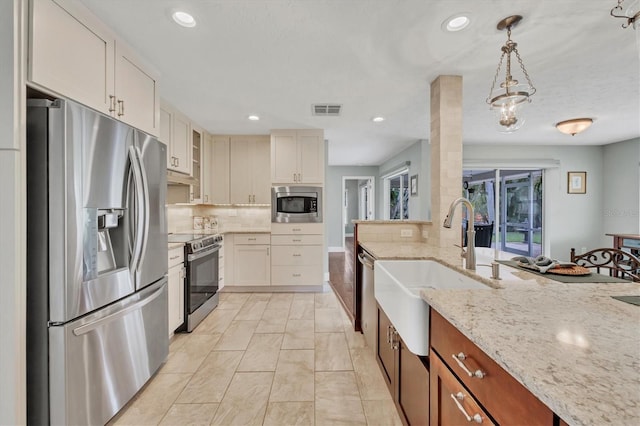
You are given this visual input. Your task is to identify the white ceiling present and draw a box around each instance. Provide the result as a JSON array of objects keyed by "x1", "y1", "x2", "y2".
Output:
[{"x1": 80, "y1": 0, "x2": 640, "y2": 166}]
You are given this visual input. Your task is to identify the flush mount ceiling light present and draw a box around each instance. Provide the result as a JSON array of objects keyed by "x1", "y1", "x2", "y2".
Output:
[
  {"x1": 372, "y1": 116, "x2": 385, "y2": 122},
  {"x1": 442, "y1": 14, "x2": 471, "y2": 32},
  {"x1": 172, "y1": 10, "x2": 196, "y2": 28},
  {"x1": 247, "y1": 115, "x2": 260, "y2": 121},
  {"x1": 486, "y1": 15, "x2": 536, "y2": 133},
  {"x1": 556, "y1": 118, "x2": 593, "y2": 136},
  {"x1": 610, "y1": 0, "x2": 640, "y2": 29}
]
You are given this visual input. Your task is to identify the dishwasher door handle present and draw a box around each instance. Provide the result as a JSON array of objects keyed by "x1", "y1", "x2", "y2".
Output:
[{"x1": 358, "y1": 252, "x2": 375, "y2": 270}]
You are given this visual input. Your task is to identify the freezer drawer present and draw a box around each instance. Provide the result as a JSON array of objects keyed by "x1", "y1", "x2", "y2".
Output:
[{"x1": 48, "y1": 279, "x2": 169, "y2": 426}]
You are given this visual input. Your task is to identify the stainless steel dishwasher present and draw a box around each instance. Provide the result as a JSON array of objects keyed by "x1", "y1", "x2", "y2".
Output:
[{"x1": 357, "y1": 249, "x2": 376, "y2": 352}]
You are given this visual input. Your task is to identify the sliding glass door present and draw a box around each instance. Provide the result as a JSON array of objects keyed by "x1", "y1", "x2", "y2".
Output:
[{"x1": 463, "y1": 169, "x2": 543, "y2": 257}]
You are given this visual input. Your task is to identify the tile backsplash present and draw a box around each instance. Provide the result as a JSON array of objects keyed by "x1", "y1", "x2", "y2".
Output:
[{"x1": 167, "y1": 204, "x2": 271, "y2": 233}]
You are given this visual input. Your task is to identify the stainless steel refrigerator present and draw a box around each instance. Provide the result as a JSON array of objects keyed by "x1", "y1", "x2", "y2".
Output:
[{"x1": 26, "y1": 98, "x2": 169, "y2": 425}]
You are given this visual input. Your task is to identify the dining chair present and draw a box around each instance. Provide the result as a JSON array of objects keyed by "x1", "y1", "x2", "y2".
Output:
[{"x1": 570, "y1": 247, "x2": 640, "y2": 282}]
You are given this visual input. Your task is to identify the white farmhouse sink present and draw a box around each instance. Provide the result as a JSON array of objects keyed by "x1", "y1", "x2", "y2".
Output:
[{"x1": 374, "y1": 260, "x2": 489, "y2": 356}]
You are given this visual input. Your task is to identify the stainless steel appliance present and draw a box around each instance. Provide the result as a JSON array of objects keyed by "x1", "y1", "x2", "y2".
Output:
[
  {"x1": 26, "y1": 98, "x2": 169, "y2": 425},
  {"x1": 168, "y1": 233, "x2": 222, "y2": 332},
  {"x1": 272, "y1": 186, "x2": 323, "y2": 223}
]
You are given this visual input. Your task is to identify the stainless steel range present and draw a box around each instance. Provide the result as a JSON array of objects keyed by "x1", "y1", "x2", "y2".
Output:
[{"x1": 168, "y1": 233, "x2": 222, "y2": 332}]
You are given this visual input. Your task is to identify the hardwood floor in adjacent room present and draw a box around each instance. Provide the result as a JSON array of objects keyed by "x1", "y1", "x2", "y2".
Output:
[{"x1": 328, "y1": 236, "x2": 355, "y2": 321}]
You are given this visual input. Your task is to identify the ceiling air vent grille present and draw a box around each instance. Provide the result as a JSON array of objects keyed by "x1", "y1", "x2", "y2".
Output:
[{"x1": 312, "y1": 104, "x2": 342, "y2": 116}]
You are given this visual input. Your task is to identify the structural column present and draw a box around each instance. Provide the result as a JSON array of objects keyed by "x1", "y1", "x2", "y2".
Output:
[{"x1": 430, "y1": 75, "x2": 463, "y2": 248}]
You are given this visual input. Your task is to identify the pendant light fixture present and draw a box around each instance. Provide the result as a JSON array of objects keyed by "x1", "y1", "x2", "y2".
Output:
[
  {"x1": 486, "y1": 15, "x2": 536, "y2": 133},
  {"x1": 610, "y1": 0, "x2": 639, "y2": 29}
]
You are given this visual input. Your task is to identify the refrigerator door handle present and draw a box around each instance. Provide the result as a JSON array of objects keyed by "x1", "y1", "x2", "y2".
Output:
[
  {"x1": 72, "y1": 285, "x2": 164, "y2": 336},
  {"x1": 133, "y1": 144, "x2": 150, "y2": 274},
  {"x1": 128, "y1": 146, "x2": 145, "y2": 275}
]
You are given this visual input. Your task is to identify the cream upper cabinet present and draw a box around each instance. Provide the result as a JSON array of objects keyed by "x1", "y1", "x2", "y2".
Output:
[
  {"x1": 201, "y1": 134, "x2": 214, "y2": 205},
  {"x1": 271, "y1": 129, "x2": 324, "y2": 184},
  {"x1": 161, "y1": 103, "x2": 192, "y2": 175},
  {"x1": 230, "y1": 136, "x2": 270, "y2": 204},
  {"x1": 29, "y1": 0, "x2": 160, "y2": 136},
  {"x1": 210, "y1": 136, "x2": 231, "y2": 204},
  {"x1": 190, "y1": 126, "x2": 204, "y2": 203},
  {"x1": 113, "y1": 42, "x2": 160, "y2": 136}
]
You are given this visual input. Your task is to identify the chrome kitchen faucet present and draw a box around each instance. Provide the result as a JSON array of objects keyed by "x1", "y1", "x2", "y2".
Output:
[{"x1": 443, "y1": 197, "x2": 476, "y2": 270}]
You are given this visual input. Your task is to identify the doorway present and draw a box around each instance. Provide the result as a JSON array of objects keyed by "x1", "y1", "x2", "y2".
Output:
[{"x1": 342, "y1": 176, "x2": 375, "y2": 250}]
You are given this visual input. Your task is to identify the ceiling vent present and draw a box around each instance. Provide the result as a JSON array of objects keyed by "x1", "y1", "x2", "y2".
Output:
[{"x1": 312, "y1": 104, "x2": 342, "y2": 116}]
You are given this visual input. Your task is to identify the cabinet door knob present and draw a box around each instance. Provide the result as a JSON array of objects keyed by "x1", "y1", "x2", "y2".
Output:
[
  {"x1": 117, "y1": 99, "x2": 125, "y2": 117},
  {"x1": 109, "y1": 95, "x2": 116, "y2": 113},
  {"x1": 452, "y1": 353, "x2": 486, "y2": 379}
]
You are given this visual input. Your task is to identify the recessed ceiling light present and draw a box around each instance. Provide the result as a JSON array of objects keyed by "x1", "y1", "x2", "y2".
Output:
[
  {"x1": 172, "y1": 11, "x2": 196, "y2": 28},
  {"x1": 372, "y1": 116, "x2": 385, "y2": 122},
  {"x1": 248, "y1": 115, "x2": 260, "y2": 121},
  {"x1": 442, "y1": 14, "x2": 471, "y2": 32}
]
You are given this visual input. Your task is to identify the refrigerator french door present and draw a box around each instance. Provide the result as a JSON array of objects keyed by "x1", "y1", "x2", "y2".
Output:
[{"x1": 26, "y1": 98, "x2": 169, "y2": 425}]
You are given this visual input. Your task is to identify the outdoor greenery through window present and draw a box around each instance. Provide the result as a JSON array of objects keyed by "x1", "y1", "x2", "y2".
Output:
[
  {"x1": 386, "y1": 171, "x2": 409, "y2": 220},
  {"x1": 464, "y1": 169, "x2": 543, "y2": 257}
]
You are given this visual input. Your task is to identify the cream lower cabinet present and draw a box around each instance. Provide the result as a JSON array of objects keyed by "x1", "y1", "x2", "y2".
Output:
[
  {"x1": 29, "y1": 0, "x2": 159, "y2": 136},
  {"x1": 232, "y1": 234, "x2": 271, "y2": 286},
  {"x1": 167, "y1": 246, "x2": 185, "y2": 336},
  {"x1": 271, "y1": 224, "x2": 323, "y2": 286}
]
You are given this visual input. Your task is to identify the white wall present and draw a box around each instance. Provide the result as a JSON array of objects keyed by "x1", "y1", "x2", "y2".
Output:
[
  {"x1": 344, "y1": 179, "x2": 359, "y2": 234},
  {"x1": 0, "y1": 0, "x2": 26, "y2": 424},
  {"x1": 464, "y1": 144, "x2": 605, "y2": 259},
  {"x1": 602, "y1": 139, "x2": 640, "y2": 244},
  {"x1": 326, "y1": 165, "x2": 379, "y2": 248}
]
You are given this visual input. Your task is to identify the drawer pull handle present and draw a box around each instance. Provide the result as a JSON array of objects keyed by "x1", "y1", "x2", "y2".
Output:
[
  {"x1": 450, "y1": 392, "x2": 483, "y2": 423},
  {"x1": 292, "y1": 228, "x2": 301, "y2": 232},
  {"x1": 169, "y1": 255, "x2": 181, "y2": 260},
  {"x1": 293, "y1": 253, "x2": 301, "y2": 257},
  {"x1": 292, "y1": 273, "x2": 301, "y2": 277},
  {"x1": 452, "y1": 353, "x2": 486, "y2": 379}
]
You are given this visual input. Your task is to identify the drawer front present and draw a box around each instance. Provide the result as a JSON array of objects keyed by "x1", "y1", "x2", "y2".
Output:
[
  {"x1": 234, "y1": 233, "x2": 271, "y2": 245},
  {"x1": 168, "y1": 247, "x2": 184, "y2": 268},
  {"x1": 271, "y1": 265, "x2": 322, "y2": 286},
  {"x1": 271, "y1": 245, "x2": 322, "y2": 265},
  {"x1": 430, "y1": 352, "x2": 495, "y2": 426},
  {"x1": 430, "y1": 310, "x2": 553, "y2": 425},
  {"x1": 271, "y1": 223, "x2": 323, "y2": 235},
  {"x1": 271, "y1": 234, "x2": 323, "y2": 245}
]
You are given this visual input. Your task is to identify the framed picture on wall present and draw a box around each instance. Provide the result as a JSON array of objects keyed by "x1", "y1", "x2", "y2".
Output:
[
  {"x1": 567, "y1": 171, "x2": 587, "y2": 194},
  {"x1": 410, "y1": 174, "x2": 418, "y2": 196}
]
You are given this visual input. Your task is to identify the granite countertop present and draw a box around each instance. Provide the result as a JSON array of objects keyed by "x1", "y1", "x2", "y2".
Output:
[
  {"x1": 353, "y1": 219, "x2": 432, "y2": 225},
  {"x1": 360, "y1": 241, "x2": 640, "y2": 426}
]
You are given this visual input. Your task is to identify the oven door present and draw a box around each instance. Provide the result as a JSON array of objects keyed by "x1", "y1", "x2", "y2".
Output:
[{"x1": 186, "y1": 245, "x2": 219, "y2": 314}]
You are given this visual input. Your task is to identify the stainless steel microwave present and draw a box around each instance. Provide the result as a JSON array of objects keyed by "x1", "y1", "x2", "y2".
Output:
[{"x1": 271, "y1": 186, "x2": 323, "y2": 223}]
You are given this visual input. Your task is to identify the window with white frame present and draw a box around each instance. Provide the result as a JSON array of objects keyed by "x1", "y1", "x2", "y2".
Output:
[{"x1": 383, "y1": 167, "x2": 409, "y2": 220}]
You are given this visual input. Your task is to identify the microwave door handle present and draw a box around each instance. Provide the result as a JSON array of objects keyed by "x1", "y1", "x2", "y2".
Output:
[{"x1": 128, "y1": 146, "x2": 145, "y2": 276}]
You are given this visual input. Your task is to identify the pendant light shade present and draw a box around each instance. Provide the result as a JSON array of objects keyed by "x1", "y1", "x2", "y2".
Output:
[{"x1": 486, "y1": 15, "x2": 536, "y2": 133}]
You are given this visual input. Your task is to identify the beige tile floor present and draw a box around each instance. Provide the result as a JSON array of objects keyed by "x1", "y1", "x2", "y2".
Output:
[{"x1": 109, "y1": 285, "x2": 403, "y2": 426}]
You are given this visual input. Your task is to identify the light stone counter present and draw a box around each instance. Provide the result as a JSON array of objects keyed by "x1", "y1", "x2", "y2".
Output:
[
  {"x1": 168, "y1": 242, "x2": 184, "y2": 250},
  {"x1": 360, "y1": 241, "x2": 640, "y2": 425}
]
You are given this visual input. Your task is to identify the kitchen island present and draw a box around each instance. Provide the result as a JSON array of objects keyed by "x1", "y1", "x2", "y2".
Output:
[{"x1": 360, "y1": 241, "x2": 640, "y2": 426}]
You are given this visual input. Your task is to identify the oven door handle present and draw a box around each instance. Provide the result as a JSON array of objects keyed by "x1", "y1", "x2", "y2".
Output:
[{"x1": 188, "y1": 245, "x2": 220, "y2": 262}]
